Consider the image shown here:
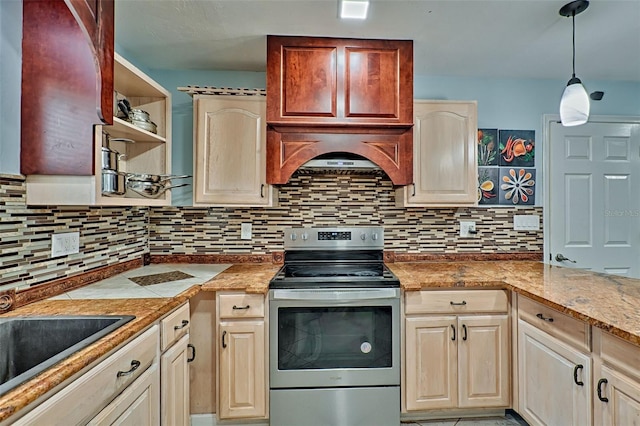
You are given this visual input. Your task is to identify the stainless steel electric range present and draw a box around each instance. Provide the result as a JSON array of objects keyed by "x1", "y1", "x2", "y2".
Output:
[{"x1": 269, "y1": 227, "x2": 400, "y2": 426}]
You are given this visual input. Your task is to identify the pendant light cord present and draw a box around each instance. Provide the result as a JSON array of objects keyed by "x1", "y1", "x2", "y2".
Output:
[{"x1": 572, "y1": 11, "x2": 576, "y2": 78}]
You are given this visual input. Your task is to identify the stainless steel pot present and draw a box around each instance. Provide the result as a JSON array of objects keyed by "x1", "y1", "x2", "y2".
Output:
[
  {"x1": 101, "y1": 147, "x2": 125, "y2": 171},
  {"x1": 102, "y1": 170, "x2": 127, "y2": 196}
]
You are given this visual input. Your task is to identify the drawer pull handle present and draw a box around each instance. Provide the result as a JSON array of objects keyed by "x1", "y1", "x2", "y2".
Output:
[
  {"x1": 462, "y1": 324, "x2": 468, "y2": 341},
  {"x1": 573, "y1": 364, "x2": 584, "y2": 386},
  {"x1": 597, "y1": 378, "x2": 609, "y2": 402},
  {"x1": 536, "y1": 313, "x2": 554, "y2": 322},
  {"x1": 222, "y1": 330, "x2": 227, "y2": 348},
  {"x1": 260, "y1": 184, "x2": 265, "y2": 198},
  {"x1": 233, "y1": 304, "x2": 250, "y2": 310},
  {"x1": 451, "y1": 324, "x2": 456, "y2": 341},
  {"x1": 117, "y1": 360, "x2": 141, "y2": 378},
  {"x1": 450, "y1": 301, "x2": 467, "y2": 306},
  {"x1": 411, "y1": 183, "x2": 416, "y2": 197},
  {"x1": 187, "y1": 344, "x2": 196, "y2": 362},
  {"x1": 174, "y1": 319, "x2": 189, "y2": 330}
]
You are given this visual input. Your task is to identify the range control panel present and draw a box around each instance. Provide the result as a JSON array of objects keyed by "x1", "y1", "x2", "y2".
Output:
[{"x1": 284, "y1": 227, "x2": 384, "y2": 250}]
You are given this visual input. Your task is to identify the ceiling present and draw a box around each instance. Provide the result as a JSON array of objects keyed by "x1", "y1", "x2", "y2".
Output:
[{"x1": 115, "y1": 0, "x2": 640, "y2": 82}]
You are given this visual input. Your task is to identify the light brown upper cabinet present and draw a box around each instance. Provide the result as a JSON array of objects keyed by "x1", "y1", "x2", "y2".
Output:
[
  {"x1": 266, "y1": 35, "x2": 414, "y2": 186},
  {"x1": 396, "y1": 100, "x2": 478, "y2": 207},
  {"x1": 193, "y1": 95, "x2": 277, "y2": 207}
]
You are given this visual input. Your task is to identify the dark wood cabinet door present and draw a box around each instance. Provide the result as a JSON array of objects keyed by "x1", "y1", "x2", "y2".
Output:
[
  {"x1": 266, "y1": 127, "x2": 413, "y2": 185},
  {"x1": 21, "y1": 0, "x2": 114, "y2": 176},
  {"x1": 65, "y1": 0, "x2": 114, "y2": 124},
  {"x1": 266, "y1": 36, "x2": 413, "y2": 185},
  {"x1": 267, "y1": 36, "x2": 413, "y2": 126},
  {"x1": 280, "y1": 46, "x2": 337, "y2": 118}
]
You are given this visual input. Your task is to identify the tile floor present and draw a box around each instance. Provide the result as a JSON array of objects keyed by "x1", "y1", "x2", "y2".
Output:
[{"x1": 404, "y1": 412, "x2": 528, "y2": 426}]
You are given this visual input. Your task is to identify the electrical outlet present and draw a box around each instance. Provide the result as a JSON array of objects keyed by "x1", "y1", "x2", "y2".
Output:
[
  {"x1": 241, "y1": 223, "x2": 252, "y2": 240},
  {"x1": 513, "y1": 215, "x2": 540, "y2": 231},
  {"x1": 459, "y1": 221, "x2": 476, "y2": 238},
  {"x1": 51, "y1": 232, "x2": 80, "y2": 257}
]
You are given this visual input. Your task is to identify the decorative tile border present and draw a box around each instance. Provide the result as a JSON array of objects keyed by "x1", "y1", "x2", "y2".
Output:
[
  {"x1": 1, "y1": 173, "x2": 543, "y2": 295},
  {"x1": 149, "y1": 174, "x2": 544, "y2": 255},
  {"x1": 0, "y1": 176, "x2": 148, "y2": 292}
]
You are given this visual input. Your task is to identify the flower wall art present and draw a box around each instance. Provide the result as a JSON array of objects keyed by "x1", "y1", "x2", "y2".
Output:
[{"x1": 478, "y1": 128, "x2": 536, "y2": 205}]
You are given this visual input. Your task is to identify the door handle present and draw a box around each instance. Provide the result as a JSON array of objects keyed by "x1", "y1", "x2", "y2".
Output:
[
  {"x1": 462, "y1": 324, "x2": 467, "y2": 341},
  {"x1": 222, "y1": 330, "x2": 227, "y2": 348},
  {"x1": 451, "y1": 324, "x2": 456, "y2": 341},
  {"x1": 555, "y1": 253, "x2": 576, "y2": 263}
]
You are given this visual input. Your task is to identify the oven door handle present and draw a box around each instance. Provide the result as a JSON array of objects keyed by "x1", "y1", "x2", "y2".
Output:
[{"x1": 271, "y1": 288, "x2": 399, "y2": 301}]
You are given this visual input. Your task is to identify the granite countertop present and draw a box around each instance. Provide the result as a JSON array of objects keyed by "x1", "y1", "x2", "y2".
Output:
[
  {"x1": 387, "y1": 260, "x2": 640, "y2": 346},
  {"x1": 201, "y1": 263, "x2": 282, "y2": 293},
  {"x1": 0, "y1": 287, "x2": 198, "y2": 423},
  {"x1": 2, "y1": 259, "x2": 640, "y2": 422}
]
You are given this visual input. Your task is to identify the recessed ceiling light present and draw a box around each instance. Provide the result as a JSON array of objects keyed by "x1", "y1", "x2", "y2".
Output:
[{"x1": 340, "y1": 0, "x2": 369, "y2": 19}]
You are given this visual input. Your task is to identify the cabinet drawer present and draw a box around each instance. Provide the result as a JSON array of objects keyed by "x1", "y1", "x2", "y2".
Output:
[
  {"x1": 518, "y1": 296, "x2": 590, "y2": 352},
  {"x1": 218, "y1": 293, "x2": 265, "y2": 319},
  {"x1": 14, "y1": 325, "x2": 159, "y2": 426},
  {"x1": 599, "y1": 330, "x2": 640, "y2": 381},
  {"x1": 161, "y1": 302, "x2": 190, "y2": 351},
  {"x1": 405, "y1": 290, "x2": 508, "y2": 315}
]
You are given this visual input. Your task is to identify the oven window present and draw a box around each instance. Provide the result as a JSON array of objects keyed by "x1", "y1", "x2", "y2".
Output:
[{"x1": 277, "y1": 306, "x2": 392, "y2": 369}]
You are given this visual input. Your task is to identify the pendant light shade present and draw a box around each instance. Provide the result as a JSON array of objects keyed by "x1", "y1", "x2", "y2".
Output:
[
  {"x1": 559, "y1": 0, "x2": 590, "y2": 127},
  {"x1": 560, "y1": 77, "x2": 590, "y2": 126}
]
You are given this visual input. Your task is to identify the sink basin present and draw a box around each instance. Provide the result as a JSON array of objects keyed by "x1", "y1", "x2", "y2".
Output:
[{"x1": 0, "y1": 315, "x2": 135, "y2": 396}]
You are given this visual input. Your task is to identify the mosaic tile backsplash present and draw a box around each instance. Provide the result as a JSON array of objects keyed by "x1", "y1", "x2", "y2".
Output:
[{"x1": 1, "y1": 173, "x2": 543, "y2": 291}]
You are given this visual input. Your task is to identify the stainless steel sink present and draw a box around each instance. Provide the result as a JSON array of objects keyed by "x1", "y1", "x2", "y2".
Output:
[{"x1": 0, "y1": 315, "x2": 135, "y2": 396}]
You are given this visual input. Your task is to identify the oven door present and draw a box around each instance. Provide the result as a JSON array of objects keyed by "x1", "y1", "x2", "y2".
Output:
[{"x1": 269, "y1": 288, "x2": 400, "y2": 389}]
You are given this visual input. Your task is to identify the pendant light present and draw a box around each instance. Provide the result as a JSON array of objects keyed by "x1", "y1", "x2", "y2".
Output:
[{"x1": 559, "y1": 0, "x2": 590, "y2": 127}]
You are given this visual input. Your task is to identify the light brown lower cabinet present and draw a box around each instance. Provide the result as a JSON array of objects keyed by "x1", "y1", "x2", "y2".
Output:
[
  {"x1": 216, "y1": 292, "x2": 267, "y2": 420},
  {"x1": 593, "y1": 329, "x2": 640, "y2": 425},
  {"x1": 11, "y1": 325, "x2": 160, "y2": 426},
  {"x1": 88, "y1": 364, "x2": 160, "y2": 425},
  {"x1": 517, "y1": 319, "x2": 592, "y2": 426},
  {"x1": 404, "y1": 290, "x2": 510, "y2": 412}
]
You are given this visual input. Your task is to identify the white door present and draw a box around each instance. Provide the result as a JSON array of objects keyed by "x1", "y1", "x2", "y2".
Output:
[{"x1": 547, "y1": 117, "x2": 640, "y2": 277}]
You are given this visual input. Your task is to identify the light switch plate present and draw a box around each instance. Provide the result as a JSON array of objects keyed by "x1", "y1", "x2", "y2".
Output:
[
  {"x1": 241, "y1": 223, "x2": 252, "y2": 240},
  {"x1": 51, "y1": 232, "x2": 80, "y2": 257},
  {"x1": 513, "y1": 215, "x2": 540, "y2": 231}
]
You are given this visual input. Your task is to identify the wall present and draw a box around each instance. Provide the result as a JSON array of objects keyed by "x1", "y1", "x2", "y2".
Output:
[
  {"x1": 148, "y1": 67, "x2": 640, "y2": 206},
  {"x1": 149, "y1": 174, "x2": 543, "y2": 255},
  {"x1": 0, "y1": 173, "x2": 543, "y2": 292},
  {"x1": 0, "y1": 175, "x2": 148, "y2": 292},
  {"x1": 0, "y1": 0, "x2": 22, "y2": 175}
]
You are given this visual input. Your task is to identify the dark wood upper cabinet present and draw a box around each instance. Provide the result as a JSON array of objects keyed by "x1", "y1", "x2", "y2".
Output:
[
  {"x1": 20, "y1": 0, "x2": 114, "y2": 176},
  {"x1": 266, "y1": 35, "x2": 414, "y2": 185}
]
